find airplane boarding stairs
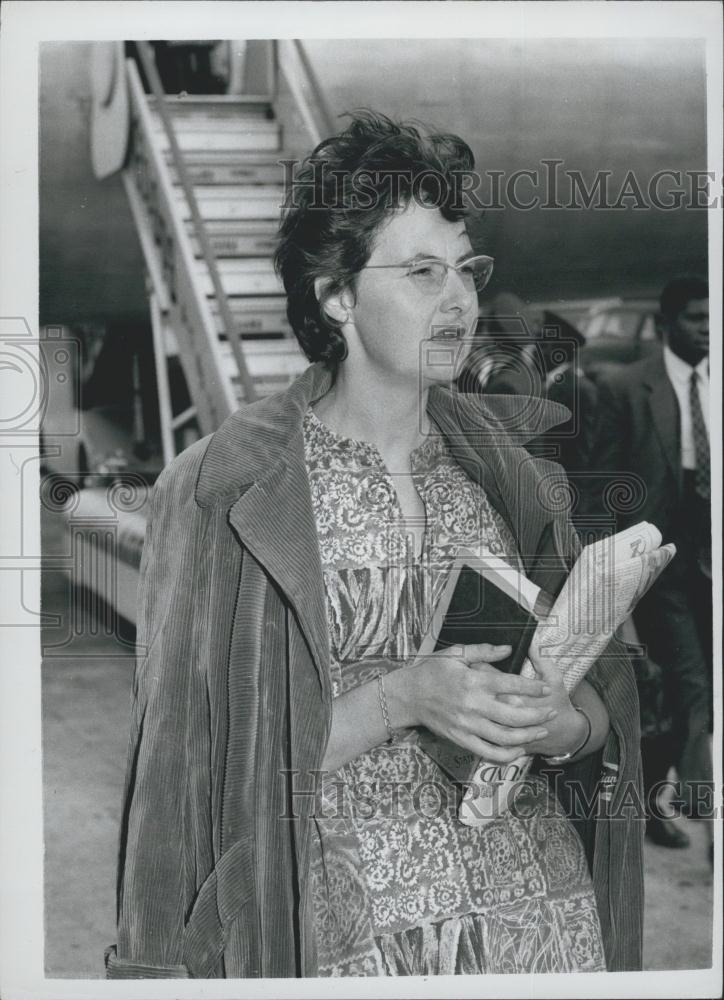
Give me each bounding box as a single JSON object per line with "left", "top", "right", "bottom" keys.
{"left": 64, "top": 48, "right": 311, "bottom": 629}
{"left": 123, "top": 55, "right": 307, "bottom": 460}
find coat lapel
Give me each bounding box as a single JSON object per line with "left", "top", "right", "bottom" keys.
{"left": 642, "top": 355, "right": 681, "bottom": 487}
{"left": 227, "top": 439, "right": 332, "bottom": 703}
{"left": 196, "top": 364, "right": 335, "bottom": 701}
{"left": 429, "top": 387, "right": 572, "bottom": 571}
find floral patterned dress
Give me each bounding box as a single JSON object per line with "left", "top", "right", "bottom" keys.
{"left": 303, "top": 406, "right": 606, "bottom": 977}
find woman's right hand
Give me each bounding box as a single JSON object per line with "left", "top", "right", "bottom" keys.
{"left": 386, "top": 643, "right": 558, "bottom": 762}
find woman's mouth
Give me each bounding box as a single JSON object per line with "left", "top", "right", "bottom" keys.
{"left": 430, "top": 324, "right": 468, "bottom": 341}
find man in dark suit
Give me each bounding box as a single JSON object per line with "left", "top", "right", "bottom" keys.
{"left": 586, "top": 276, "right": 711, "bottom": 849}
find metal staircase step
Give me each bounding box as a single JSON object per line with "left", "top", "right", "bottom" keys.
{"left": 149, "top": 108, "right": 278, "bottom": 130}
{"left": 148, "top": 94, "right": 273, "bottom": 117}
{"left": 221, "top": 340, "right": 308, "bottom": 397}
{"left": 222, "top": 337, "right": 306, "bottom": 369}
{"left": 174, "top": 185, "right": 283, "bottom": 220}
{"left": 153, "top": 337, "right": 305, "bottom": 400}
{"left": 211, "top": 296, "right": 290, "bottom": 336}
{"left": 197, "top": 258, "right": 283, "bottom": 296}
{"left": 154, "top": 124, "right": 281, "bottom": 152}
{"left": 187, "top": 220, "right": 280, "bottom": 258}
{"left": 169, "top": 152, "right": 289, "bottom": 186}
{"left": 162, "top": 323, "right": 297, "bottom": 358}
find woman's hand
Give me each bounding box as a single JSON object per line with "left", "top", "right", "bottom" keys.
{"left": 322, "top": 646, "right": 609, "bottom": 773}
{"left": 386, "top": 643, "right": 558, "bottom": 763}
{"left": 497, "top": 653, "right": 610, "bottom": 761}
{"left": 497, "top": 651, "right": 586, "bottom": 758}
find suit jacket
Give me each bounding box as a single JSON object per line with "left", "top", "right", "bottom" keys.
{"left": 105, "top": 363, "right": 644, "bottom": 979}
{"left": 584, "top": 347, "right": 710, "bottom": 721}
{"left": 585, "top": 349, "right": 684, "bottom": 544}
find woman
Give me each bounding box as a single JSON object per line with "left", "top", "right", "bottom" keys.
{"left": 107, "top": 112, "right": 644, "bottom": 979}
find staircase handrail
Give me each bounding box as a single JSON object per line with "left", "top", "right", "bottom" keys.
{"left": 292, "top": 40, "right": 335, "bottom": 139}
{"left": 134, "top": 41, "right": 258, "bottom": 404}
{"left": 124, "top": 58, "right": 238, "bottom": 433}
{"left": 276, "top": 39, "right": 335, "bottom": 147}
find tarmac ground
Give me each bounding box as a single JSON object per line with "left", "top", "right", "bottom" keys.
{"left": 40, "top": 519, "right": 715, "bottom": 978}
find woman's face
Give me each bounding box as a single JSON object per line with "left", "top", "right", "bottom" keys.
{"left": 340, "top": 200, "right": 479, "bottom": 386}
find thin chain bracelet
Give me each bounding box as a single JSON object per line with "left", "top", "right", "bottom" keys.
{"left": 375, "top": 670, "right": 396, "bottom": 743}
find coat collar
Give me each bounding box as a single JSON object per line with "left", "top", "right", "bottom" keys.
{"left": 195, "top": 363, "right": 572, "bottom": 690}
{"left": 195, "top": 362, "right": 571, "bottom": 503}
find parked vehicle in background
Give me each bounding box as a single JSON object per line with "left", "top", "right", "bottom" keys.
{"left": 521, "top": 295, "right": 660, "bottom": 389}
{"left": 579, "top": 298, "right": 660, "bottom": 370}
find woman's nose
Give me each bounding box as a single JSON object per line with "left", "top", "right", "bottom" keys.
{"left": 441, "top": 267, "right": 477, "bottom": 312}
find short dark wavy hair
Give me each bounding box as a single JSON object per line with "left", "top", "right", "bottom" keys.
{"left": 274, "top": 111, "right": 476, "bottom": 367}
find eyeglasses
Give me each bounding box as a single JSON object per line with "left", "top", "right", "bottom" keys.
{"left": 362, "top": 254, "right": 494, "bottom": 295}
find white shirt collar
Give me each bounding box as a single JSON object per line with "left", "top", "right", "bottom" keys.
{"left": 662, "top": 342, "right": 709, "bottom": 385}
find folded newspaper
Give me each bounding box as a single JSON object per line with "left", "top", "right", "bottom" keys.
{"left": 417, "top": 522, "right": 676, "bottom": 826}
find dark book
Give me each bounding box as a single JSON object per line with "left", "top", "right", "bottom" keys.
{"left": 416, "top": 529, "right": 564, "bottom": 783}
{"left": 433, "top": 564, "right": 540, "bottom": 670}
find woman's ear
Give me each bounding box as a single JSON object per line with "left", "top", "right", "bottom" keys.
{"left": 314, "top": 277, "right": 352, "bottom": 326}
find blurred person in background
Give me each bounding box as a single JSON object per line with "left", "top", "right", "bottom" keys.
{"left": 148, "top": 40, "right": 228, "bottom": 94}
{"left": 460, "top": 293, "right": 598, "bottom": 478}
{"left": 585, "top": 275, "right": 711, "bottom": 851}
{"left": 459, "top": 292, "right": 545, "bottom": 396}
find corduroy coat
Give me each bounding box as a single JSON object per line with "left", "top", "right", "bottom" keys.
{"left": 106, "top": 363, "right": 644, "bottom": 979}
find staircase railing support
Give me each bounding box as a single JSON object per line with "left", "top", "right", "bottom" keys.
{"left": 134, "top": 40, "right": 258, "bottom": 404}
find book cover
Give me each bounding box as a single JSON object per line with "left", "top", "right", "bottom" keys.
{"left": 416, "top": 524, "right": 564, "bottom": 784}
{"left": 416, "top": 556, "right": 541, "bottom": 784}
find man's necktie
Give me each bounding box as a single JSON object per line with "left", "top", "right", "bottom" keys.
{"left": 690, "top": 369, "right": 710, "bottom": 500}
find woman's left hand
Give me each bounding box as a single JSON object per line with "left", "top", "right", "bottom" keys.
{"left": 487, "top": 651, "right": 587, "bottom": 758}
